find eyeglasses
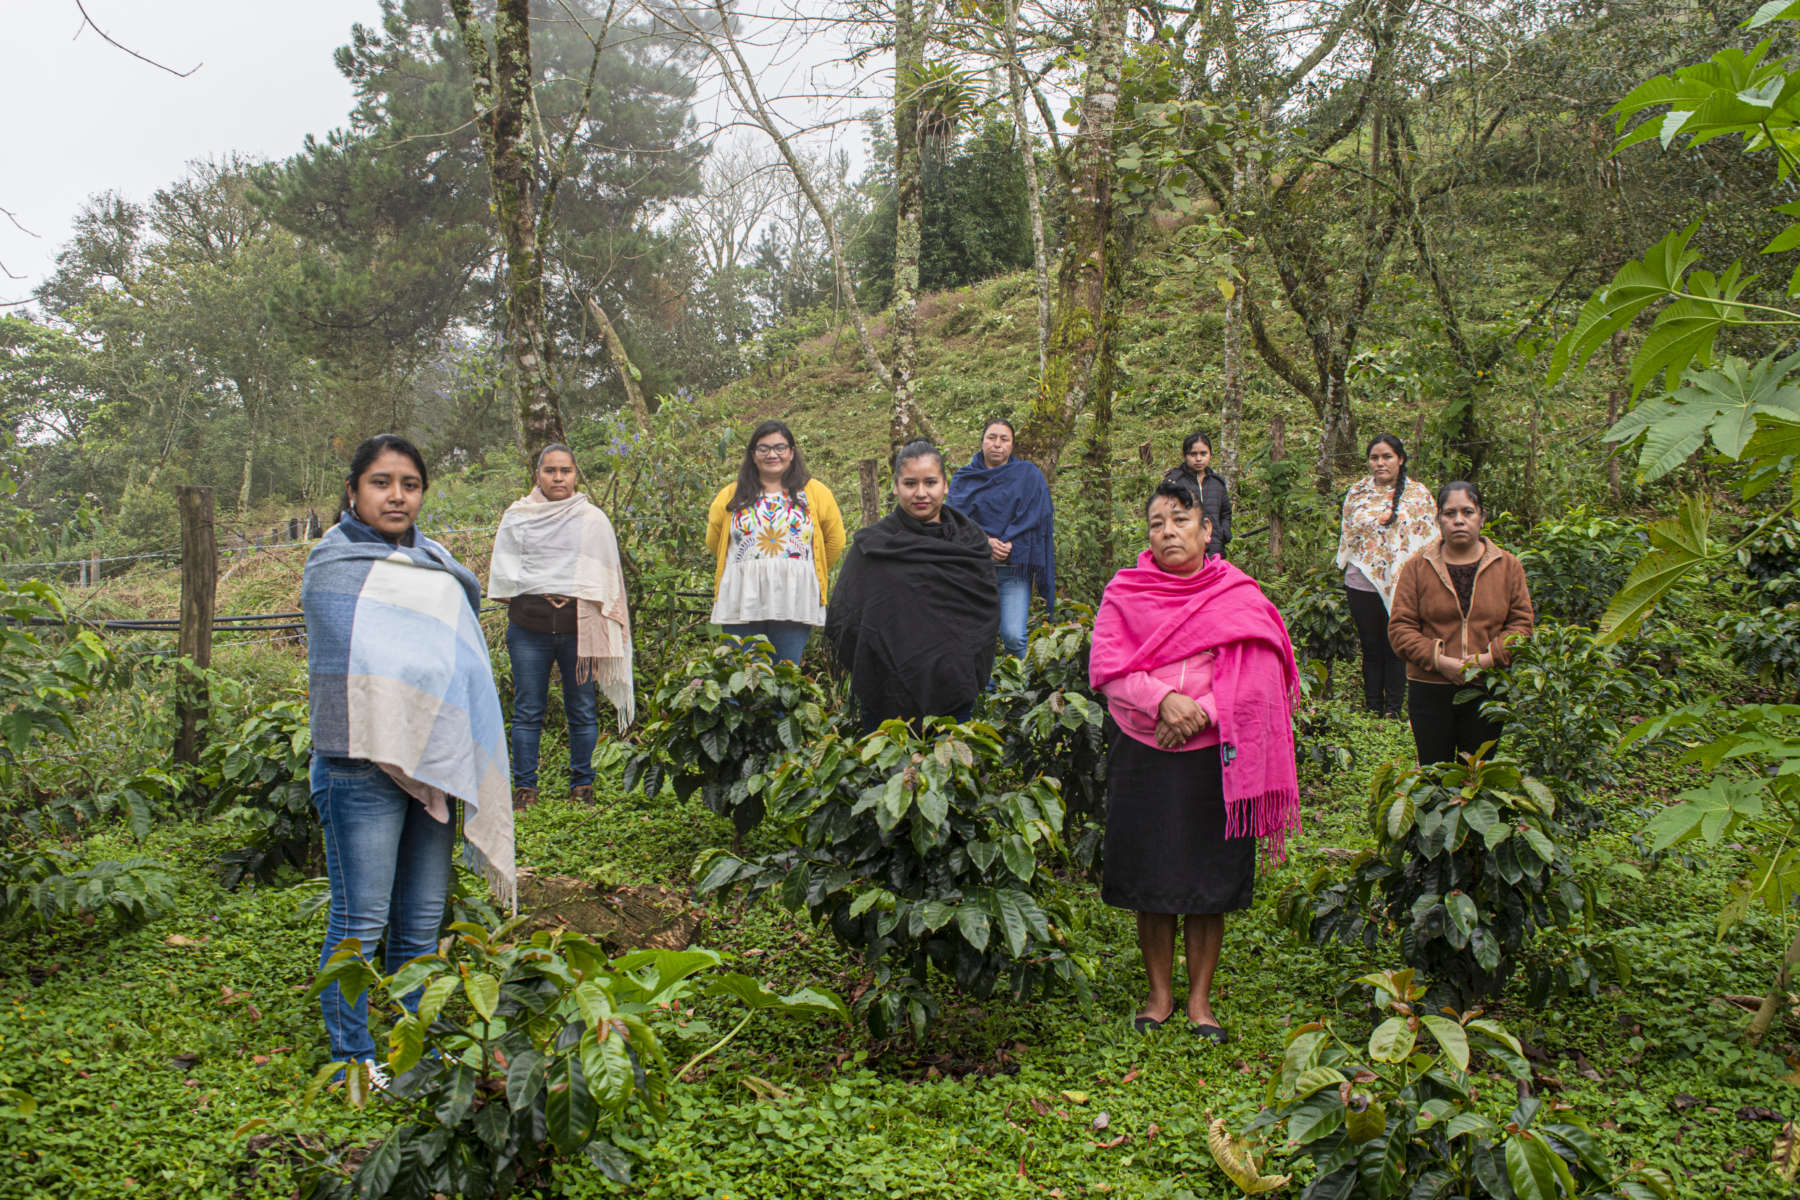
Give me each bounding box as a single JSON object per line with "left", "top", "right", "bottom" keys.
{"left": 754, "top": 443, "right": 792, "bottom": 457}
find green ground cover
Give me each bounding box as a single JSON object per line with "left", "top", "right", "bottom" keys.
{"left": 3, "top": 661, "right": 1795, "bottom": 1199}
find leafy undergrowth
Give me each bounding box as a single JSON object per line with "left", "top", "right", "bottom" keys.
{"left": 2, "top": 685, "right": 1797, "bottom": 1199}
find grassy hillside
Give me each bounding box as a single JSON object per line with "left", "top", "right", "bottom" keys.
{"left": 709, "top": 195, "right": 1623, "bottom": 589}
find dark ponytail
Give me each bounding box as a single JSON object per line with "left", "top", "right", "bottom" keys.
{"left": 1366, "top": 434, "right": 1408, "bottom": 526}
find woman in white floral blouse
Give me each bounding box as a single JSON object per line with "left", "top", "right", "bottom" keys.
{"left": 1334, "top": 434, "right": 1437, "bottom": 717}
{"left": 705, "top": 421, "right": 846, "bottom": 665}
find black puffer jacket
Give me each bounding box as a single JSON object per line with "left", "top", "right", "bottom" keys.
{"left": 1162, "top": 465, "right": 1233, "bottom": 557}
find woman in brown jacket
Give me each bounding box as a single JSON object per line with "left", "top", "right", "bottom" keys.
{"left": 1387, "top": 481, "right": 1534, "bottom": 764}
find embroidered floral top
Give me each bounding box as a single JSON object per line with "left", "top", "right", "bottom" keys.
{"left": 728, "top": 491, "right": 815, "bottom": 562}
{"left": 710, "top": 490, "right": 825, "bottom": 626}
{"left": 1334, "top": 476, "right": 1437, "bottom": 610}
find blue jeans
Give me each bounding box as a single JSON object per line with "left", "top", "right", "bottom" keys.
{"left": 995, "top": 564, "right": 1032, "bottom": 658}
{"left": 721, "top": 620, "right": 813, "bottom": 666}
{"left": 310, "top": 755, "right": 455, "bottom": 1063}
{"left": 505, "top": 623, "right": 599, "bottom": 789}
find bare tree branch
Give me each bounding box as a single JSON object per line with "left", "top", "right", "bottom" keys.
{"left": 679, "top": 0, "right": 900, "bottom": 395}
{"left": 0, "top": 205, "right": 40, "bottom": 240}
{"left": 72, "top": 0, "right": 202, "bottom": 77}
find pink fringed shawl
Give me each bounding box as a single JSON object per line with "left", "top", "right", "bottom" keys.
{"left": 1090, "top": 552, "right": 1303, "bottom": 859}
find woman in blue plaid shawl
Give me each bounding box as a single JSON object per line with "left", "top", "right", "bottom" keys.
{"left": 301, "top": 434, "right": 512, "bottom": 1086}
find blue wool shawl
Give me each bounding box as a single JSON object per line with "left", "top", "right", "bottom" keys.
{"left": 945, "top": 452, "right": 1056, "bottom": 612}
{"left": 302, "top": 513, "right": 513, "bottom": 905}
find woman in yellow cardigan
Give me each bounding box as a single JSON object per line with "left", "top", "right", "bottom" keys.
{"left": 705, "top": 420, "right": 846, "bottom": 665}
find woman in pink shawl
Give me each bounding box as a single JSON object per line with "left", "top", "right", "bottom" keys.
{"left": 1090, "top": 479, "right": 1300, "bottom": 1040}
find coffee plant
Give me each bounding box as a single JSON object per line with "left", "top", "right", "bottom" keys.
{"left": 1478, "top": 621, "right": 1678, "bottom": 829}
{"left": 0, "top": 579, "right": 178, "bottom": 928}
{"left": 1626, "top": 700, "right": 1800, "bottom": 1044}
{"left": 1735, "top": 515, "right": 1800, "bottom": 593}
{"left": 623, "top": 637, "right": 832, "bottom": 836}
{"left": 1495, "top": 508, "right": 1644, "bottom": 628}
{"left": 286, "top": 916, "right": 844, "bottom": 1197}
{"left": 1719, "top": 602, "right": 1800, "bottom": 699}
{"left": 696, "top": 718, "right": 1089, "bottom": 1039}
{"left": 196, "top": 683, "right": 318, "bottom": 887}
{"left": 1218, "top": 967, "right": 1673, "bottom": 1200}
{"left": 1283, "top": 753, "right": 1609, "bottom": 1010}
{"left": 986, "top": 609, "right": 1107, "bottom": 870}
{"left": 1271, "top": 564, "right": 1358, "bottom": 683}
{"left": 1294, "top": 662, "right": 1357, "bottom": 776}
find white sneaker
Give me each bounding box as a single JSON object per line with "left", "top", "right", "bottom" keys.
{"left": 359, "top": 1059, "right": 392, "bottom": 1093}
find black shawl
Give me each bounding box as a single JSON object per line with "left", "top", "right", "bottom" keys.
{"left": 825, "top": 506, "right": 999, "bottom": 725}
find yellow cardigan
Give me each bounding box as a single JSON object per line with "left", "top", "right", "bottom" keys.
{"left": 706, "top": 478, "right": 847, "bottom": 605}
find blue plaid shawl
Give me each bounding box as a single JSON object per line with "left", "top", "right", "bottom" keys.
{"left": 303, "top": 513, "right": 513, "bottom": 906}
{"left": 946, "top": 452, "right": 1056, "bottom": 613}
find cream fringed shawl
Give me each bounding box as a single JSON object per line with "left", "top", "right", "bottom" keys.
{"left": 1334, "top": 476, "right": 1438, "bottom": 610}
{"left": 488, "top": 490, "right": 636, "bottom": 730}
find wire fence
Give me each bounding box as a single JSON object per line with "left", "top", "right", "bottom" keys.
{"left": 7, "top": 588, "right": 719, "bottom": 658}
{"left": 0, "top": 510, "right": 699, "bottom": 581}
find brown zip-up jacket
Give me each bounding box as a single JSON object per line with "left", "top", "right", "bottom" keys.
{"left": 1387, "top": 537, "right": 1534, "bottom": 685}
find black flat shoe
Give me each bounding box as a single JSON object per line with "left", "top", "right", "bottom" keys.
{"left": 1132, "top": 1012, "right": 1173, "bottom": 1033}
{"left": 1189, "top": 1022, "right": 1228, "bottom": 1043}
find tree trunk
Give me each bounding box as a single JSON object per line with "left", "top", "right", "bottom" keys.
{"left": 585, "top": 294, "right": 651, "bottom": 422}
{"left": 175, "top": 486, "right": 216, "bottom": 771}
{"left": 239, "top": 428, "right": 255, "bottom": 519}
{"left": 1269, "top": 415, "right": 1286, "bottom": 576}
{"left": 1524, "top": 396, "right": 1541, "bottom": 524}
{"left": 859, "top": 458, "right": 881, "bottom": 529}
{"left": 1219, "top": 155, "right": 1247, "bottom": 482}
{"left": 1015, "top": 0, "right": 1124, "bottom": 481}
{"left": 1315, "top": 369, "right": 1359, "bottom": 496}
{"left": 1747, "top": 924, "right": 1800, "bottom": 1046}
{"left": 889, "top": 0, "right": 941, "bottom": 449}
{"left": 235, "top": 376, "right": 258, "bottom": 518}
{"left": 451, "top": 0, "right": 566, "bottom": 454}
{"left": 688, "top": 0, "right": 933, "bottom": 448}
{"left": 1002, "top": 0, "right": 1050, "bottom": 379}
{"left": 1606, "top": 329, "right": 1627, "bottom": 501}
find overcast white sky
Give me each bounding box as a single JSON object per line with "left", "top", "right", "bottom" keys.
{"left": 2, "top": 0, "right": 386, "bottom": 304}
{"left": 0, "top": 0, "right": 896, "bottom": 308}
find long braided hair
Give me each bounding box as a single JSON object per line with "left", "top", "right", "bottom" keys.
{"left": 1365, "top": 434, "right": 1408, "bottom": 526}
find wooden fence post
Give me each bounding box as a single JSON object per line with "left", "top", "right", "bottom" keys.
{"left": 1269, "top": 416, "right": 1285, "bottom": 576}
{"left": 858, "top": 458, "right": 880, "bottom": 528}
{"left": 175, "top": 486, "right": 217, "bottom": 766}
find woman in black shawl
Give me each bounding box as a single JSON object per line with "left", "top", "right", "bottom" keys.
{"left": 826, "top": 441, "right": 999, "bottom": 732}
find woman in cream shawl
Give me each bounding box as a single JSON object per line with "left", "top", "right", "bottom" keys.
{"left": 488, "top": 445, "right": 634, "bottom": 809}
{"left": 1334, "top": 434, "right": 1436, "bottom": 718}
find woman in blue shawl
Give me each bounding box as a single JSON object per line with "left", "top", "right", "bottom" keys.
{"left": 301, "top": 433, "right": 512, "bottom": 1090}
{"left": 945, "top": 419, "right": 1055, "bottom": 658}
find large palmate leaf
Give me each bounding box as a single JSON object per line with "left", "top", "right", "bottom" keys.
{"left": 1612, "top": 40, "right": 1800, "bottom": 167}
{"left": 1741, "top": 415, "right": 1800, "bottom": 498}
{"left": 1549, "top": 224, "right": 1702, "bottom": 386}
{"left": 1597, "top": 494, "right": 1712, "bottom": 641}
{"left": 1607, "top": 348, "right": 1800, "bottom": 480}
{"left": 1750, "top": 0, "right": 1800, "bottom": 30}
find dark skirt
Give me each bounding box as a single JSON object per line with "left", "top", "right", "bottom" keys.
{"left": 1101, "top": 731, "right": 1255, "bottom": 914}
